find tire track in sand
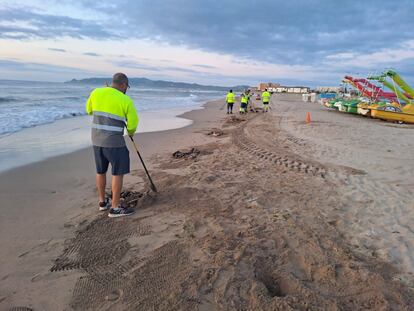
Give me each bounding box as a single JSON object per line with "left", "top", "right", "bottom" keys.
{"left": 235, "top": 105, "right": 414, "bottom": 276}
{"left": 232, "top": 114, "right": 328, "bottom": 179}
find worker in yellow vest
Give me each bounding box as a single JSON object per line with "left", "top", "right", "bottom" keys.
{"left": 262, "top": 89, "right": 271, "bottom": 113}
{"left": 240, "top": 92, "right": 248, "bottom": 114}
{"left": 86, "top": 73, "right": 139, "bottom": 218}
{"left": 225, "top": 89, "right": 235, "bottom": 114}
{"left": 246, "top": 90, "right": 252, "bottom": 113}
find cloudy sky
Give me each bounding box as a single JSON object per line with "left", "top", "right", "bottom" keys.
{"left": 1, "top": 0, "right": 413, "bottom": 86}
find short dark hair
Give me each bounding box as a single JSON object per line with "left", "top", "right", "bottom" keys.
{"left": 229, "top": 89, "right": 233, "bottom": 92}
{"left": 112, "top": 72, "right": 129, "bottom": 86}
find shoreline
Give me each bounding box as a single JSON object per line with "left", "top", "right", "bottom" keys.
{"left": 0, "top": 101, "right": 213, "bottom": 174}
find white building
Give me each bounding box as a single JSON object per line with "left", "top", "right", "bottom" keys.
{"left": 316, "top": 86, "right": 341, "bottom": 93}
{"left": 273, "top": 86, "right": 310, "bottom": 94}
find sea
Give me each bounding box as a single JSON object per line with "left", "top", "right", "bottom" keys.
{"left": 0, "top": 80, "right": 225, "bottom": 172}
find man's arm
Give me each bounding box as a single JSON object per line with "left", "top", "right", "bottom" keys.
{"left": 125, "top": 99, "right": 139, "bottom": 136}
{"left": 86, "top": 91, "right": 94, "bottom": 115}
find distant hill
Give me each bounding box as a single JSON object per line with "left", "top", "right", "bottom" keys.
{"left": 66, "top": 77, "right": 248, "bottom": 91}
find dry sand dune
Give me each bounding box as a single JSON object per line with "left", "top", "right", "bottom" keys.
{"left": 2, "top": 95, "right": 414, "bottom": 310}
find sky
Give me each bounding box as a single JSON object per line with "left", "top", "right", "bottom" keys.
{"left": 1, "top": 0, "right": 414, "bottom": 87}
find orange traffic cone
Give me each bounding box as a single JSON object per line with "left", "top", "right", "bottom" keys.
{"left": 306, "top": 112, "right": 311, "bottom": 123}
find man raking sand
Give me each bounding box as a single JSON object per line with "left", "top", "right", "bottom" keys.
{"left": 86, "top": 73, "right": 139, "bottom": 217}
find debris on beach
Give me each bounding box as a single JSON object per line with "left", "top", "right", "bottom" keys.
{"left": 225, "top": 115, "right": 246, "bottom": 124}
{"left": 250, "top": 107, "right": 263, "bottom": 113}
{"left": 172, "top": 148, "right": 200, "bottom": 159}
{"left": 120, "top": 190, "right": 144, "bottom": 207}
{"left": 207, "top": 128, "right": 224, "bottom": 137}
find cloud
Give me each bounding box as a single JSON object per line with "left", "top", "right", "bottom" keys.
{"left": 0, "top": 7, "right": 117, "bottom": 40}
{"left": 113, "top": 60, "right": 210, "bottom": 75}
{"left": 324, "top": 41, "right": 414, "bottom": 70}
{"left": 83, "top": 52, "right": 101, "bottom": 57}
{"left": 0, "top": 59, "right": 91, "bottom": 74}
{"left": 48, "top": 48, "right": 66, "bottom": 52}
{"left": 326, "top": 53, "right": 355, "bottom": 60}
{"left": 193, "top": 64, "right": 217, "bottom": 69}
{"left": 113, "top": 60, "right": 161, "bottom": 72}
{"left": 2, "top": 1, "right": 414, "bottom": 85}
{"left": 164, "top": 66, "right": 201, "bottom": 74}
{"left": 5, "top": 1, "right": 412, "bottom": 67}
{"left": 0, "top": 59, "right": 98, "bottom": 84}
{"left": 75, "top": 0, "right": 414, "bottom": 66}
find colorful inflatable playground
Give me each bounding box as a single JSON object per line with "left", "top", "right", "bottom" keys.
{"left": 320, "top": 70, "right": 414, "bottom": 124}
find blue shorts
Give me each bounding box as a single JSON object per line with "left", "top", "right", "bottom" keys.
{"left": 93, "top": 146, "right": 130, "bottom": 175}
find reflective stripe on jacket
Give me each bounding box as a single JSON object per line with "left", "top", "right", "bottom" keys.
{"left": 241, "top": 94, "right": 248, "bottom": 104}
{"left": 86, "top": 87, "right": 139, "bottom": 147}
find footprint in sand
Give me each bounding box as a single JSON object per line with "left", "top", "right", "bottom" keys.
{"left": 105, "top": 289, "right": 123, "bottom": 302}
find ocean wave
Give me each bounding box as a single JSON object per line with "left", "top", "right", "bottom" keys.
{"left": 0, "top": 96, "right": 20, "bottom": 103}
{"left": 0, "top": 111, "right": 87, "bottom": 135}
{"left": 0, "top": 82, "right": 224, "bottom": 136}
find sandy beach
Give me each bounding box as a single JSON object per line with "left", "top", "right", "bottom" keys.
{"left": 1, "top": 94, "right": 414, "bottom": 310}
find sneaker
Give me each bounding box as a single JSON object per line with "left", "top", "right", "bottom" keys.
{"left": 108, "top": 206, "right": 135, "bottom": 218}
{"left": 99, "top": 198, "right": 111, "bottom": 211}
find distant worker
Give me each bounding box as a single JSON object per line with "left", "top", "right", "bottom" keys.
{"left": 243, "top": 89, "right": 250, "bottom": 113}
{"left": 248, "top": 90, "right": 257, "bottom": 112}
{"left": 240, "top": 92, "right": 248, "bottom": 114}
{"left": 262, "top": 88, "right": 271, "bottom": 113}
{"left": 246, "top": 90, "right": 252, "bottom": 113}
{"left": 225, "top": 89, "right": 235, "bottom": 114}
{"left": 86, "top": 73, "right": 139, "bottom": 218}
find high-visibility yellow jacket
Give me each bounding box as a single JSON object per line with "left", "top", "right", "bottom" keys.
{"left": 262, "top": 91, "right": 271, "bottom": 103}
{"left": 86, "top": 87, "right": 139, "bottom": 147}
{"left": 226, "top": 92, "right": 235, "bottom": 103}
{"left": 241, "top": 94, "right": 248, "bottom": 104}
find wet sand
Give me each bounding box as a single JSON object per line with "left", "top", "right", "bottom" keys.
{"left": 1, "top": 95, "right": 414, "bottom": 310}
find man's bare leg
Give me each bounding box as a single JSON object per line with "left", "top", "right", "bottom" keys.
{"left": 96, "top": 173, "right": 106, "bottom": 202}
{"left": 111, "top": 175, "right": 124, "bottom": 208}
